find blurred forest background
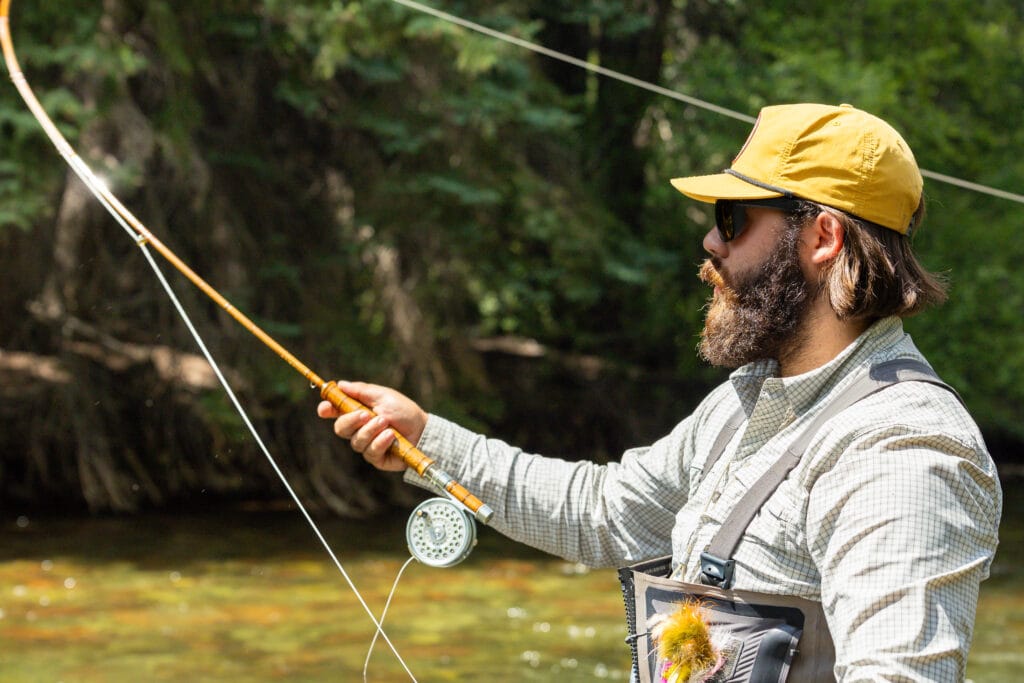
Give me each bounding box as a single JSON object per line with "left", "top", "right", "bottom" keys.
{"left": 1, "top": 0, "right": 1022, "bottom": 515}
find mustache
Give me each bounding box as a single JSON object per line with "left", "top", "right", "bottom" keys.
{"left": 698, "top": 258, "right": 726, "bottom": 289}
{"left": 699, "top": 258, "right": 745, "bottom": 309}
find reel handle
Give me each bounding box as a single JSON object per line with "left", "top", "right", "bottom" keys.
{"left": 321, "top": 381, "right": 494, "bottom": 524}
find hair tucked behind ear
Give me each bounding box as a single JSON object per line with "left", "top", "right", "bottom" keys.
{"left": 788, "top": 200, "right": 948, "bottom": 321}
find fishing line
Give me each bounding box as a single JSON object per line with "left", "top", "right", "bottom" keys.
{"left": 141, "top": 257, "right": 420, "bottom": 683}
{"left": 390, "top": 0, "right": 755, "bottom": 125}
{"left": 13, "top": 75, "right": 423, "bottom": 683}
{"left": 388, "top": 0, "right": 1024, "bottom": 206}
{"left": 364, "top": 555, "right": 418, "bottom": 682}
{"left": 0, "top": 2, "right": 480, "bottom": 679}
{"left": 363, "top": 493, "right": 479, "bottom": 679}
{"left": 7, "top": 0, "right": 1016, "bottom": 677}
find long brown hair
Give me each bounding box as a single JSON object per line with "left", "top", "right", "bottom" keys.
{"left": 788, "top": 200, "right": 948, "bottom": 321}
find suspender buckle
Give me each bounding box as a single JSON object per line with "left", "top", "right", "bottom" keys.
{"left": 699, "top": 551, "right": 735, "bottom": 589}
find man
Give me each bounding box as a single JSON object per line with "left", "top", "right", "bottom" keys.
{"left": 319, "top": 103, "right": 1001, "bottom": 680}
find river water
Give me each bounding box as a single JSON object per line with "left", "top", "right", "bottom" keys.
{"left": 1, "top": 477, "right": 1020, "bottom": 682}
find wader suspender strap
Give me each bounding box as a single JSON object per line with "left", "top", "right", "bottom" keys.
{"left": 702, "top": 408, "right": 747, "bottom": 479}
{"left": 698, "top": 358, "right": 960, "bottom": 588}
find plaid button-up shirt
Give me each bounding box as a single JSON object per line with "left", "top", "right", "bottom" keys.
{"left": 408, "top": 316, "right": 1001, "bottom": 681}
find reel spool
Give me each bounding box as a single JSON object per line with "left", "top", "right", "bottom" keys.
{"left": 406, "top": 497, "right": 477, "bottom": 567}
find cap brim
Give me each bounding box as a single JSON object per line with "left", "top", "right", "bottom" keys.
{"left": 670, "top": 173, "right": 784, "bottom": 204}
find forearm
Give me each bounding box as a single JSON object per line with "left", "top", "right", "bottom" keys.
{"left": 405, "top": 414, "right": 686, "bottom": 566}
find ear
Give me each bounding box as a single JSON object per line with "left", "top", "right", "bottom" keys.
{"left": 805, "top": 210, "right": 844, "bottom": 266}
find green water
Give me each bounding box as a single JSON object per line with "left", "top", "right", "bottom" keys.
{"left": 1, "top": 480, "right": 1021, "bottom": 682}
{"left": 0, "top": 506, "right": 632, "bottom": 681}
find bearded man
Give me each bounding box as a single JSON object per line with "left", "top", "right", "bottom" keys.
{"left": 319, "top": 104, "right": 1001, "bottom": 681}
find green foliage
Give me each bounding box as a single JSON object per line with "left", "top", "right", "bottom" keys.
{"left": 2, "top": 0, "right": 1022, "bottom": 489}
{"left": 0, "top": 3, "right": 101, "bottom": 232}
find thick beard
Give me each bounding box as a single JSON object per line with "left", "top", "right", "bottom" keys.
{"left": 698, "top": 227, "right": 814, "bottom": 369}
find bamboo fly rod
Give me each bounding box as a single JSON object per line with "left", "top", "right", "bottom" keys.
{"left": 0, "top": 0, "right": 493, "bottom": 524}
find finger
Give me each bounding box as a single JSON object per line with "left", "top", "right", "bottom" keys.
{"left": 335, "top": 380, "right": 378, "bottom": 403}
{"left": 317, "top": 400, "right": 341, "bottom": 419}
{"left": 363, "top": 426, "right": 399, "bottom": 469}
{"left": 333, "top": 410, "right": 373, "bottom": 441}
{"left": 349, "top": 414, "right": 392, "bottom": 453}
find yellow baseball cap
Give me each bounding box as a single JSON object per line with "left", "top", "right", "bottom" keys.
{"left": 671, "top": 103, "right": 922, "bottom": 234}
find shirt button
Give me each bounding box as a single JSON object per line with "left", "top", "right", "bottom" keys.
{"left": 710, "top": 490, "right": 721, "bottom": 503}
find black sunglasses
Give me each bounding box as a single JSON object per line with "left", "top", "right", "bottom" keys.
{"left": 713, "top": 197, "right": 805, "bottom": 242}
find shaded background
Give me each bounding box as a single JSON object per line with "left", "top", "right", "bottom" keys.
{"left": 1, "top": 0, "right": 1021, "bottom": 513}
{"left": 0, "top": 0, "right": 1022, "bottom": 679}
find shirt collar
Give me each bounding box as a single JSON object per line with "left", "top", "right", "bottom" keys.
{"left": 728, "top": 316, "right": 907, "bottom": 416}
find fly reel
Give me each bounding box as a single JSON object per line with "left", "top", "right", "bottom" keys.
{"left": 406, "top": 497, "right": 477, "bottom": 567}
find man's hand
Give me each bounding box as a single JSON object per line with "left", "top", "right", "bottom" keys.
{"left": 316, "top": 381, "right": 428, "bottom": 472}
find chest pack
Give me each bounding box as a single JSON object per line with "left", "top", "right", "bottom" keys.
{"left": 618, "top": 358, "right": 958, "bottom": 683}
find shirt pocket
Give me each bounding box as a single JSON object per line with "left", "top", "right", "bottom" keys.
{"left": 748, "top": 479, "right": 806, "bottom": 556}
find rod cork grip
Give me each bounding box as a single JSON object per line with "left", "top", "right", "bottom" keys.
{"left": 389, "top": 431, "right": 434, "bottom": 475}
{"left": 444, "top": 481, "right": 494, "bottom": 523}
{"left": 319, "top": 381, "right": 493, "bottom": 523}
{"left": 321, "top": 380, "right": 433, "bottom": 474}
{"left": 320, "top": 381, "right": 370, "bottom": 415}
{"left": 321, "top": 382, "right": 430, "bottom": 473}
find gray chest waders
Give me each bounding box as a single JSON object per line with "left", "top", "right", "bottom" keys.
{"left": 618, "top": 359, "right": 959, "bottom": 683}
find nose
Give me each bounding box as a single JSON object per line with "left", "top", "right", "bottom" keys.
{"left": 703, "top": 226, "right": 727, "bottom": 258}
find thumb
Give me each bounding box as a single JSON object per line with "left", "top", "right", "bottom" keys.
{"left": 335, "top": 380, "right": 386, "bottom": 410}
